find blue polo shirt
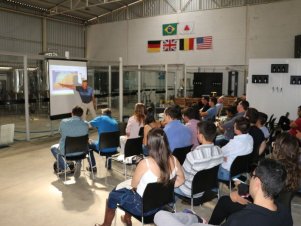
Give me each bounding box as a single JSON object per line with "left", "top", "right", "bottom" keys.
{"left": 76, "top": 86, "right": 93, "bottom": 103}
{"left": 203, "top": 106, "right": 217, "bottom": 121}
{"left": 164, "top": 120, "right": 192, "bottom": 152}
{"left": 89, "top": 115, "right": 119, "bottom": 152}
{"left": 59, "top": 116, "right": 89, "bottom": 155}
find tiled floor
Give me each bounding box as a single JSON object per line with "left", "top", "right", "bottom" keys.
{"left": 0, "top": 131, "right": 300, "bottom": 226}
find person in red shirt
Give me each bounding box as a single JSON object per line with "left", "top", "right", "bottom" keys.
{"left": 289, "top": 105, "right": 301, "bottom": 137}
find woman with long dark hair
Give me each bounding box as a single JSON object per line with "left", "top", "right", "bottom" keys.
{"left": 95, "top": 128, "right": 184, "bottom": 226}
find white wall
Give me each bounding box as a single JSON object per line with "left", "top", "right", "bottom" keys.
{"left": 86, "top": 0, "right": 301, "bottom": 97}
{"left": 87, "top": 7, "right": 247, "bottom": 66}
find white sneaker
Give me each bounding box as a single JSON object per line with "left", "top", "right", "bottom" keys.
{"left": 74, "top": 162, "right": 81, "bottom": 179}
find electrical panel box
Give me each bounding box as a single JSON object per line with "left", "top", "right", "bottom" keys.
{"left": 290, "top": 76, "right": 301, "bottom": 85}
{"left": 271, "top": 64, "right": 289, "bottom": 73}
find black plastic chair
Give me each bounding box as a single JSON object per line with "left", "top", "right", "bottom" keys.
{"left": 172, "top": 145, "right": 193, "bottom": 165}
{"left": 123, "top": 136, "right": 143, "bottom": 179}
{"left": 97, "top": 131, "right": 120, "bottom": 170}
{"left": 277, "top": 191, "right": 295, "bottom": 213}
{"left": 190, "top": 165, "right": 220, "bottom": 210}
{"left": 117, "top": 179, "right": 176, "bottom": 225}
{"left": 57, "top": 134, "right": 90, "bottom": 182}
{"left": 218, "top": 153, "right": 252, "bottom": 192}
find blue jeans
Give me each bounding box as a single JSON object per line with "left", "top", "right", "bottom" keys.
{"left": 51, "top": 144, "right": 68, "bottom": 170}
{"left": 108, "top": 188, "right": 158, "bottom": 216}
{"left": 142, "top": 144, "right": 149, "bottom": 156}
{"left": 218, "top": 165, "right": 230, "bottom": 181}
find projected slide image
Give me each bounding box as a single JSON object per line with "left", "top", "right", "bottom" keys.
{"left": 52, "top": 71, "right": 79, "bottom": 90}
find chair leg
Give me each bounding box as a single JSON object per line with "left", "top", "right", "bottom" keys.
{"left": 87, "top": 153, "right": 95, "bottom": 180}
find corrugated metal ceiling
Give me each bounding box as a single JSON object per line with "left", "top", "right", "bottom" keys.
{"left": 0, "top": 0, "right": 291, "bottom": 25}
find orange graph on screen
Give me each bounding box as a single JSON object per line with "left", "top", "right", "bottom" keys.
{"left": 52, "top": 71, "right": 78, "bottom": 90}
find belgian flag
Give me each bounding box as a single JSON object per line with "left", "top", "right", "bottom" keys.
{"left": 179, "top": 38, "right": 194, "bottom": 51}
{"left": 148, "top": 40, "right": 161, "bottom": 53}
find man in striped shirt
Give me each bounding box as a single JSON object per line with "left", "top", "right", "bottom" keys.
{"left": 175, "top": 121, "right": 223, "bottom": 198}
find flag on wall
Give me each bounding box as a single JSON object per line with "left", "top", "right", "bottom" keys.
{"left": 163, "top": 39, "right": 177, "bottom": 51}
{"left": 178, "top": 22, "right": 194, "bottom": 35}
{"left": 162, "top": 23, "right": 177, "bottom": 36}
{"left": 196, "top": 36, "right": 213, "bottom": 49}
{"left": 179, "top": 38, "right": 194, "bottom": 51}
{"left": 148, "top": 40, "right": 161, "bottom": 52}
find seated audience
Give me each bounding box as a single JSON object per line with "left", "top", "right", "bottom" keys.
{"left": 154, "top": 158, "right": 292, "bottom": 226}
{"left": 208, "top": 132, "right": 301, "bottom": 225}
{"left": 289, "top": 105, "right": 301, "bottom": 137}
{"left": 216, "top": 100, "right": 249, "bottom": 147}
{"left": 200, "top": 97, "right": 217, "bottom": 121}
{"left": 218, "top": 117, "right": 253, "bottom": 181}
{"left": 216, "top": 96, "right": 224, "bottom": 117}
{"left": 120, "top": 103, "right": 145, "bottom": 154}
{"left": 256, "top": 112, "right": 270, "bottom": 139}
{"left": 175, "top": 121, "right": 223, "bottom": 198}
{"left": 182, "top": 107, "right": 200, "bottom": 150}
{"left": 50, "top": 106, "right": 89, "bottom": 178}
{"left": 142, "top": 107, "right": 161, "bottom": 155}
{"left": 245, "top": 108, "right": 266, "bottom": 162}
{"left": 199, "top": 96, "right": 210, "bottom": 114}
{"left": 94, "top": 128, "right": 184, "bottom": 226}
{"left": 88, "top": 108, "right": 119, "bottom": 171}
{"left": 163, "top": 106, "right": 192, "bottom": 152}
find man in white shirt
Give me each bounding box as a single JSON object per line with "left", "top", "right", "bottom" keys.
{"left": 218, "top": 117, "right": 253, "bottom": 181}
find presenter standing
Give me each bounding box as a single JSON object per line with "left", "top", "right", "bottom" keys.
{"left": 60, "top": 80, "right": 97, "bottom": 120}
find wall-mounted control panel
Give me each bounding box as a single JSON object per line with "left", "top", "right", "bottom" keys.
{"left": 290, "top": 75, "right": 301, "bottom": 85}
{"left": 271, "top": 64, "right": 289, "bottom": 73}
{"left": 252, "top": 75, "right": 269, "bottom": 84}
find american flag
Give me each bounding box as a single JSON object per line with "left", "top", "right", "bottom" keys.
{"left": 163, "top": 39, "right": 177, "bottom": 51}
{"left": 196, "top": 36, "right": 212, "bottom": 49}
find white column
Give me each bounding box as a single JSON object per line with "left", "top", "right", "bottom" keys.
{"left": 119, "top": 57, "right": 123, "bottom": 122}
{"left": 138, "top": 65, "right": 141, "bottom": 103}
{"left": 23, "top": 55, "right": 30, "bottom": 141}
{"left": 165, "top": 64, "right": 168, "bottom": 102}
{"left": 184, "top": 64, "right": 187, "bottom": 97}
{"left": 108, "top": 65, "right": 112, "bottom": 108}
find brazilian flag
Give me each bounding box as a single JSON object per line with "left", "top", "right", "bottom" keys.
{"left": 162, "top": 23, "right": 177, "bottom": 36}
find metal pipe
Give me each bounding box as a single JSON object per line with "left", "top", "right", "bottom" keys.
{"left": 23, "top": 55, "right": 30, "bottom": 141}
{"left": 119, "top": 57, "right": 123, "bottom": 122}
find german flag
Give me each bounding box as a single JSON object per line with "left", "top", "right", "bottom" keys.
{"left": 148, "top": 40, "right": 161, "bottom": 53}
{"left": 179, "top": 38, "right": 194, "bottom": 51}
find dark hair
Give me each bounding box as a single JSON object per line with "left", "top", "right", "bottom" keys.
{"left": 254, "top": 158, "right": 287, "bottom": 199}
{"left": 182, "top": 107, "right": 196, "bottom": 120}
{"left": 102, "top": 108, "right": 112, "bottom": 116}
{"left": 147, "top": 128, "right": 172, "bottom": 185}
{"left": 210, "top": 97, "right": 217, "bottom": 105}
{"left": 234, "top": 117, "right": 250, "bottom": 134}
{"left": 245, "top": 107, "right": 259, "bottom": 124}
{"left": 272, "top": 133, "right": 301, "bottom": 191}
{"left": 164, "top": 106, "right": 181, "bottom": 120}
{"left": 145, "top": 107, "right": 156, "bottom": 125}
{"left": 238, "top": 100, "right": 249, "bottom": 111}
{"left": 197, "top": 121, "right": 217, "bottom": 142}
{"left": 257, "top": 112, "right": 268, "bottom": 125}
{"left": 72, "top": 106, "right": 83, "bottom": 117}
{"left": 202, "top": 96, "right": 209, "bottom": 102}
{"left": 225, "top": 106, "right": 237, "bottom": 116}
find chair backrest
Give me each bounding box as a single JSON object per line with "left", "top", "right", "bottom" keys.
{"left": 138, "top": 126, "right": 144, "bottom": 137}
{"left": 124, "top": 136, "right": 143, "bottom": 158}
{"left": 142, "top": 178, "right": 175, "bottom": 213}
{"left": 191, "top": 165, "right": 219, "bottom": 196}
{"left": 99, "top": 131, "right": 120, "bottom": 150}
{"left": 118, "top": 122, "right": 127, "bottom": 136}
{"left": 276, "top": 191, "right": 295, "bottom": 212}
{"left": 65, "top": 134, "right": 89, "bottom": 155}
{"left": 172, "top": 145, "right": 193, "bottom": 165}
{"left": 230, "top": 153, "right": 252, "bottom": 178}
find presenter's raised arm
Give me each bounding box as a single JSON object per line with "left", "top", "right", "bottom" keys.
{"left": 58, "top": 83, "right": 76, "bottom": 89}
